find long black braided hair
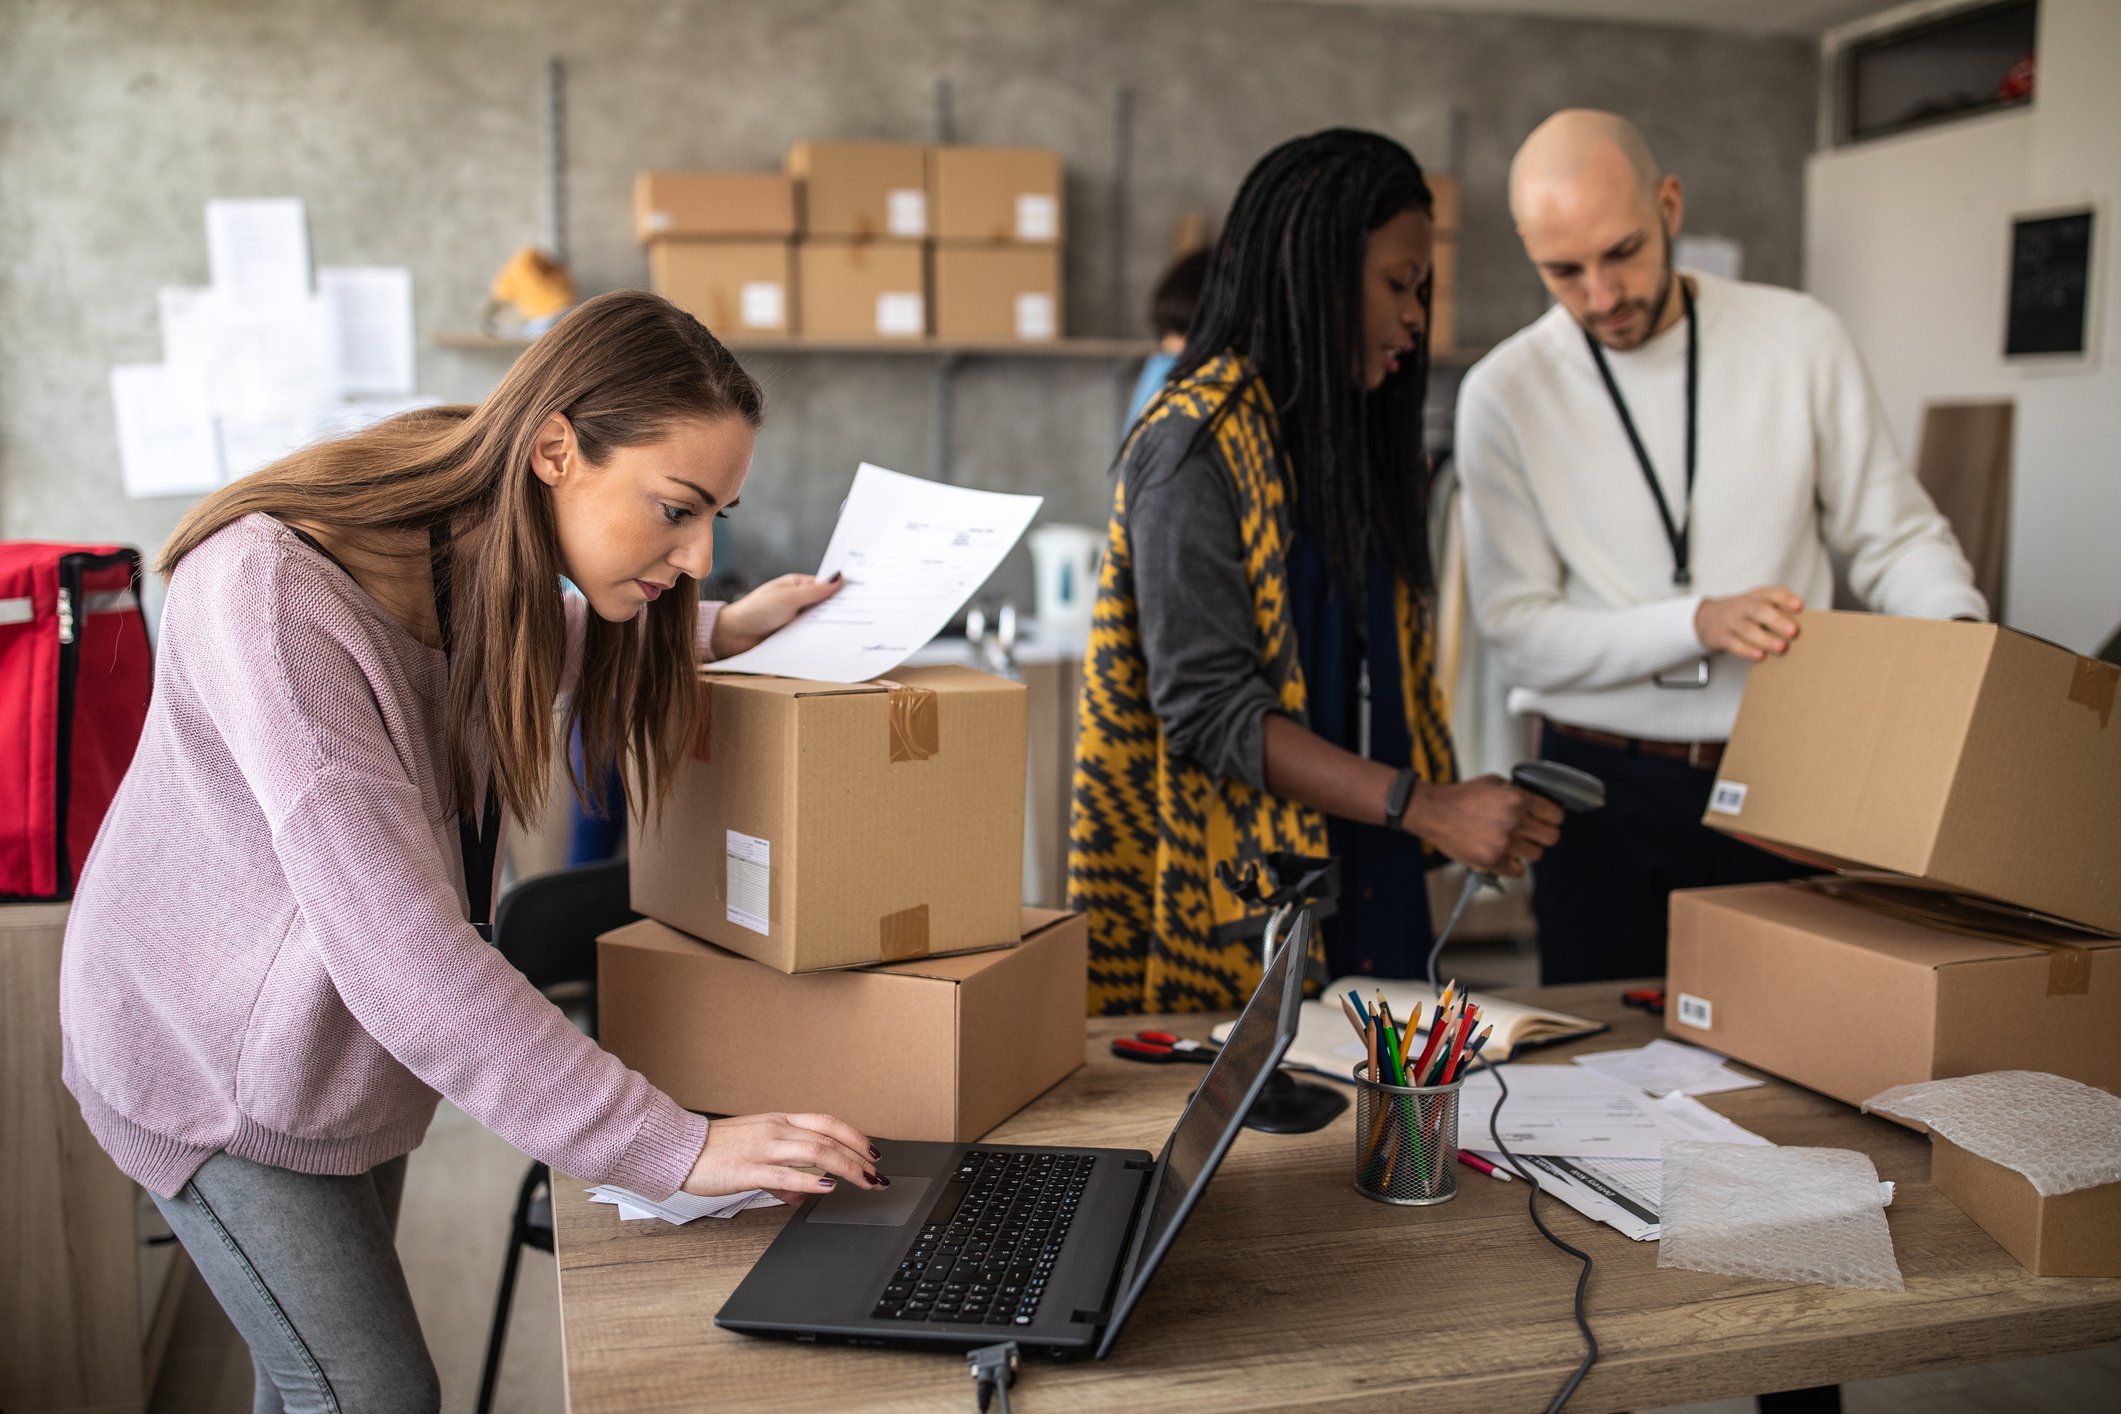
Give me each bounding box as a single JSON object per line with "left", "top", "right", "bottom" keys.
{"left": 1161, "top": 127, "right": 1437, "bottom": 597}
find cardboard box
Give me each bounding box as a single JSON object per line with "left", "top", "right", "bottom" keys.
{"left": 599, "top": 910, "right": 1088, "bottom": 1142}
{"left": 793, "top": 240, "right": 928, "bottom": 339}
{"left": 648, "top": 240, "right": 793, "bottom": 335}
{"left": 930, "top": 146, "right": 1064, "bottom": 244}
{"left": 1704, "top": 611, "right": 2121, "bottom": 934}
{"left": 933, "top": 245, "right": 1062, "bottom": 342}
{"left": 629, "top": 666, "right": 1026, "bottom": 970}
{"left": 1666, "top": 882, "right": 2121, "bottom": 1111}
{"left": 635, "top": 172, "right": 797, "bottom": 242}
{"left": 1929, "top": 1133, "right": 2121, "bottom": 1277}
{"left": 1427, "top": 173, "right": 1461, "bottom": 235}
{"left": 1430, "top": 237, "right": 1458, "bottom": 354}
{"left": 788, "top": 140, "right": 930, "bottom": 240}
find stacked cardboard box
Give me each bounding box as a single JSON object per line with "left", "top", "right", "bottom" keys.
{"left": 611, "top": 665, "right": 1086, "bottom": 1141}
{"left": 1667, "top": 611, "right": 2121, "bottom": 1106}
{"left": 637, "top": 172, "right": 798, "bottom": 336}
{"left": 930, "top": 146, "right": 1064, "bottom": 343}
{"left": 1427, "top": 173, "right": 1460, "bottom": 355}
{"left": 788, "top": 140, "right": 932, "bottom": 339}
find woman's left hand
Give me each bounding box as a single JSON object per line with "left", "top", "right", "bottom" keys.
{"left": 710, "top": 572, "right": 844, "bottom": 658}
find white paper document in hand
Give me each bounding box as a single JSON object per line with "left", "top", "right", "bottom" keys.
{"left": 706, "top": 463, "right": 1044, "bottom": 683}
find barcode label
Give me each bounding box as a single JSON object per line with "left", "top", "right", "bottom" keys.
{"left": 1014, "top": 292, "right": 1056, "bottom": 340}
{"left": 886, "top": 188, "right": 928, "bottom": 238}
{"left": 738, "top": 281, "right": 785, "bottom": 329}
{"left": 1676, "top": 993, "right": 1713, "bottom": 1029}
{"left": 876, "top": 292, "right": 924, "bottom": 336}
{"left": 1707, "top": 779, "right": 1748, "bottom": 815}
{"left": 726, "top": 830, "right": 771, "bottom": 935}
{"left": 1015, "top": 193, "right": 1059, "bottom": 241}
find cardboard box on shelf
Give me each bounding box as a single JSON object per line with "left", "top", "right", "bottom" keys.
{"left": 629, "top": 665, "right": 1026, "bottom": 970}
{"left": 930, "top": 146, "right": 1064, "bottom": 244}
{"left": 1703, "top": 611, "right": 2121, "bottom": 934}
{"left": 1430, "top": 237, "right": 1458, "bottom": 354}
{"left": 932, "top": 245, "right": 1062, "bottom": 342}
{"left": 1928, "top": 1133, "right": 2121, "bottom": 1278}
{"left": 635, "top": 172, "right": 797, "bottom": 243}
{"left": 1665, "top": 881, "right": 2121, "bottom": 1113}
{"left": 793, "top": 240, "right": 928, "bottom": 339}
{"left": 1427, "top": 172, "right": 1461, "bottom": 235}
{"left": 599, "top": 910, "right": 1088, "bottom": 1142}
{"left": 788, "top": 140, "right": 930, "bottom": 240}
{"left": 648, "top": 240, "right": 793, "bottom": 335}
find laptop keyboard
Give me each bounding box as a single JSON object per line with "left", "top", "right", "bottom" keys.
{"left": 871, "top": 1150, "right": 1096, "bottom": 1326}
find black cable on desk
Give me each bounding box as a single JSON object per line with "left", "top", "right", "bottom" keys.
{"left": 1478, "top": 1054, "right": 1598, "bottom": 1413}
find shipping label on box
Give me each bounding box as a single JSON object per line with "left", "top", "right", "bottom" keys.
{"left": 1705, "top": 611, "right": 2121, "bottom": 934}
{"left": 599, "top": 910, "right": 1088, "bottom": 1142}
{"left": 630, "top": 665, "right": 1026, "bottom": 971}
{"left": 1666, "top": 881, "right": 2121, "bottom": 1112}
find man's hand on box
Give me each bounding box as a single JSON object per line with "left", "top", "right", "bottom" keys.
{"left": 1695, "top": 585, "right": 1803, "bottom": 662}
{"left": 709, "top": 572, "right": 844, "bottom": 658}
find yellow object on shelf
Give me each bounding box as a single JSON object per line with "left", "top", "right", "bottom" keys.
{"left": 483, "top": 246, "right": 577, "bottom": 335}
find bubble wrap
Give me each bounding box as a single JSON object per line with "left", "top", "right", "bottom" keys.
{"left": 1657, "top": 1142, "right": 1903, "bottom": 1292}
{"left": 1863, "top": 1071, "right": 2121, "bottom": 1197}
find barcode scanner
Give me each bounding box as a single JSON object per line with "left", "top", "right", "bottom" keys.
{"left": 1428, "top": 760, "right": 1608, "bottom": 988}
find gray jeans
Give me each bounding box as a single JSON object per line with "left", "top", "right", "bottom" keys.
{"left": 154, "top": 1150, "right": 440, "bottom": 1414}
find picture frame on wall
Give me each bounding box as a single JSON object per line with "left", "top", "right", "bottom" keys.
{"left": 2004, "top": 205, "right": 2100, "bottom": 364}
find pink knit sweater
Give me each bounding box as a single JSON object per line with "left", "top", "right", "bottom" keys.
{"left": 61, "top": 514, "right": 712, "bottom": 1199}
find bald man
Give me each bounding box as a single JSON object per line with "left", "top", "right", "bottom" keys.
{"left": 1456, "top": 110, "right": 1985, "bottom": 986}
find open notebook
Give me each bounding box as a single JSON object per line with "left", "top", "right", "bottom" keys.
{"left": 1209, "top": 977, "right": 1606, "bottom": 1079}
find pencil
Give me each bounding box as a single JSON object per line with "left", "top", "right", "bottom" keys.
{"left": 1339, "top": 995, "right": 1366, "bottom": 1041}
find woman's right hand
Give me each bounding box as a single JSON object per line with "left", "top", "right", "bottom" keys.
{"left": 1403, "top": 776, "right": 1563, "bottom": 877}
{"left": 682, "top": 1111, "right": 886, "bottom": 1205}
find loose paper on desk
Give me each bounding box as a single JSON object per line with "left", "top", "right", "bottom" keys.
{"left": 706, "top": 462, "right": 1043, "bottom": 683}
{"left": 1456, "top": 1064, "right": 1763, "bottom": 1161}
{"left": 585, "top": 1184, "right": 783, "bottom": 1225}
{"left": 1574, "top": 1039, "right": 1763, "bottom": 1098}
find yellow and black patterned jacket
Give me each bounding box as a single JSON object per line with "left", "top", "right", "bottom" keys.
{"left": 1068, "top": 353, "right": 1455, "bottom": 1015}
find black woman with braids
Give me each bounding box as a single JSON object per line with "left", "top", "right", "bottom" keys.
{"left": 1067, "top": 129, "right": 1564, "bottom": 1014}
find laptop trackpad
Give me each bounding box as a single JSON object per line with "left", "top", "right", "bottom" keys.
{"left": 805, "top": 1175, "right": 932, "bottom": 1227}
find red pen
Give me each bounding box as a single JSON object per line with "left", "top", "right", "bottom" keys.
{"left": 1459, "top": 1151, "right": 1512, "bottom": 1182}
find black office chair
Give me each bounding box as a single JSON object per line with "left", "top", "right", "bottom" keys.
{"left": 475, "top": 857, "right": 639, "bottom": 1414}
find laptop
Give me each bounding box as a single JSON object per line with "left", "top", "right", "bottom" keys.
{"left": 716, "top": 912, "right": 1311, "bottom": 1357}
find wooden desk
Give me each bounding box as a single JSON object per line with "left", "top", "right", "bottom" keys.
{"left": 554, "top": 984, "right": 2121, "bottom": 1412}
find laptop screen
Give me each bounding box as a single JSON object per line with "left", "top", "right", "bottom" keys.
{"left": 1094, "top": 912, "right": 1309, "bottom": 1357}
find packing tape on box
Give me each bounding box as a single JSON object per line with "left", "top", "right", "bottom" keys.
{"left": 2069, "top": 657, "right": 2117, "bottom": 728}
{"left": 877, "top": 679, "right": 939, "bottom": 763}
{"left": 1657, "top": 1141, "right": 1904, "bottom": 1292}
{"left": 1863, "top": 1071, "right": 2121, "bottom": 1197}
{"left": 1792, "top": 876, "right": 2104, "bottom": 996}
{"left": 880, "top": 903, "right": 930, "bottom": 961}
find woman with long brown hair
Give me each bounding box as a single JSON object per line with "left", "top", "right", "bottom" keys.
{"left": 60, "top": 291, "right": 884, "bottom": 1411}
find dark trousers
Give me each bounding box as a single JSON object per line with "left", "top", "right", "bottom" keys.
{"left": 1532, "top": 727, "right": 1814, "bottom": 986}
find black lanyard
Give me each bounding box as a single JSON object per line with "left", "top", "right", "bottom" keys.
{"left": 430, "top": 521, "right": 503, "bottom": 942}
{"left": 1584, "top": 281, "right": 1698, "bottom": 589}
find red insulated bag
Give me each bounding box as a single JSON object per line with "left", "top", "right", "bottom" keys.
{"left": 0, "top": 543, "right": 154, "bottom": 900}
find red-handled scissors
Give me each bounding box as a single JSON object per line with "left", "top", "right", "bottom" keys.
{"left": 1111, "top": 1031, "right": 1218, "bottom": 1064}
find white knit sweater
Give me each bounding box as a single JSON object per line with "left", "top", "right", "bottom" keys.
{"left": 1455, "top": 271, "right": 1986, "bottom": 743}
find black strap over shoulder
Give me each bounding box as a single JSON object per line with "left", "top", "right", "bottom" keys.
{"left": 430, "top": 521, "right": 503, "bottom": 942}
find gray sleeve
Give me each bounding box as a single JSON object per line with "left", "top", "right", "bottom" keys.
{"left": 1125, "top": 450, "right": 1280, "bottom": 790}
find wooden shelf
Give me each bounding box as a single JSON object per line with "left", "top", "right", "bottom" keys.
{"left": 432, "top": 329, "right": 1490, "bottom": 367}
{"left": 432, "top": 330, "right": 1156, "bottom": 359}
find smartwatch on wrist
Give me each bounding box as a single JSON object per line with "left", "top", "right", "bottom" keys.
{"left": 1383, "top": 767, "right": 1419, "bottom": 831}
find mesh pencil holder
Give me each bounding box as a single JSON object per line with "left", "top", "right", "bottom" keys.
{"left": 1352, "top": 1062, "right": 1463, "bottom": 1206}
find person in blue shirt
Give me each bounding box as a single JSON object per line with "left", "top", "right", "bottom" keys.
{"left": 1125, "top": 248, "right": 1210, "bottom": 426}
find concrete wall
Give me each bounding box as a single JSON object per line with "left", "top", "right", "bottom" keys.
{"left": 0, "top": 0, "right": 1816, "bottom": 614}
{"left": 1805, "top": 0, "right": 2121, "bottom": 652}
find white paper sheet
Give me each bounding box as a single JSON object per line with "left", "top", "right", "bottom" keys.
{"left": 206, "top": 198, "right": 312, "bottom": 307}
{"left": 1574, "top": 1039, "right": 1764, "bottom": 1097}
{"left": 1457, "top": 1063, "right": 1762, "bottom": 1160}
{"left": 585, "top": 1184, "right": 783, "bottom": 1224}
{"left": 109, "top": 363, "right": 222, "bottom": 498}
{"left": 317, "top": 266, "right": 416, "bottom": 395}
{"left": 706, "top": 463, "right": 1043, "bottom": 683}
